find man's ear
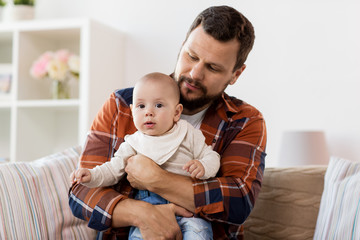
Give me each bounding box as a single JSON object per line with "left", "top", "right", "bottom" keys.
{"left": 229, "top": 64, "right": 246, "bottom": 85}
{"left": 174, "top": 103, "right": 183, "bottom": 122}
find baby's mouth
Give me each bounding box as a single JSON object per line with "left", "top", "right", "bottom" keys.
{"left": 144, "top": 121, "right": 155, "bottom": 128}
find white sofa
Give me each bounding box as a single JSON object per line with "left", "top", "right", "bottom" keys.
{"left": 0, "top": 146, "right": 96, "bottom": 239}
{"left": 245, "top": 157, "right": 360, "bottom": 239}
{"left": 1, "top": 147, "right": 359, "bottom": 239}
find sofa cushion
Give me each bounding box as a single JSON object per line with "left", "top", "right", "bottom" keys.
{"left": 314, "top": 157, "right": 360, "bottom": 239}
{"left": 0, "top": 146, "right": 96, "bottom": 239}
{"left": 244, "top": 165, "right": 327, "bottom": 240}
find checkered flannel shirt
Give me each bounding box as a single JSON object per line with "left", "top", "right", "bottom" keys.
{"left": 69, "top": 87, "right": 267, "bottom": 239}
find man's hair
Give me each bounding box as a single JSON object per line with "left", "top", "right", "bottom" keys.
{"left": 185, "top": 5, "right": 255, "bottom": 72}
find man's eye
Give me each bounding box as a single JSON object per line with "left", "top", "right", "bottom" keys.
{"left": 208, "top": 65, "right": 219, "bottom": 72}
{"left": 155, "top": 103, "right": 163, "bottom": 108}
{"left": 188, "top": 53, "right": 197, "bottom": 60}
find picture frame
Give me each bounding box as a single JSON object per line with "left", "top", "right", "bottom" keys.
{"left": 0, "top": 64, "right": 12, "bottom": 100}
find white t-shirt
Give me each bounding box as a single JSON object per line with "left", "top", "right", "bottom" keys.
{"left": 180, "top": 107, "right": 208, "bottom": 129}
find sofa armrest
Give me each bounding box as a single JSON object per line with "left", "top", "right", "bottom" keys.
{"left": 0, "top": 146, "right": 96, "bottom": 239}
{"left": 244, "top": 165, "right": 327, "bottom": 240}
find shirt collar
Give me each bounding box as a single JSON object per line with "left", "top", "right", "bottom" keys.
{"left": 221, "top": 93, "right": 238, "bottom": 114}
{"left": 212, "top": 92, "right": 238, "bottom": 114}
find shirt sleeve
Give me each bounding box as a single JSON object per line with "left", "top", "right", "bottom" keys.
{"left": 83, "top": 142, "right": 137, "bottom": 188}
{"left": 193, "top": 113, "right": 267, "bottom": 225}
{"left": 68, "top": 91, "right": 137, "bottom": 232}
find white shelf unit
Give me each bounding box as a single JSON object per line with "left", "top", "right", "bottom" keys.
{"left": 0, "top": 18, "right": 124, "bottom": 162}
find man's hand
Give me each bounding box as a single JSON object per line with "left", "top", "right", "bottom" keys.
{"left": 138, "top": 203, "right": 193, "bottom": 240}
{"left": 112, "top": 199, "right": 193, "bottom": 239}
{"left": 125, "top": 154, "right": 196, "bottom": 212}
{"left": 125, "top": 154, "right": 163, "bottom": 191}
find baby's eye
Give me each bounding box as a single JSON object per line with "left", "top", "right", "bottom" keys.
{"left": 155, "top": 103, "right": 163, "bottom": 108}
{"left": 138, "top": 104, "right": 145, "bottom": 109}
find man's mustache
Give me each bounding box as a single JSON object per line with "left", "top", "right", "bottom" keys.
{"left": 178, "top": 76, "right": 207, "bottom": 94}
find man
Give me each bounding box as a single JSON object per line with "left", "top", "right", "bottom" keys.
{"left": 69, "top": 5, "right": 267, "bottom": 239}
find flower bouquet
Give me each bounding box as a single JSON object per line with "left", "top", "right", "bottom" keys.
{"left": 30, "top": 49, "right": 80, "bottom": 99}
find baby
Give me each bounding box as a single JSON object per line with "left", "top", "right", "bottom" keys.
{"left": 70, "top": 72, "right": 220, "bottom": 239}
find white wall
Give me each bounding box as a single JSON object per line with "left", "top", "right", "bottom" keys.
{"left": 34, "top": 0, "right": 360, "bottom": 166}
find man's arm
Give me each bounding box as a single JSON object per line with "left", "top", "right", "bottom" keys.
{"left": 69, "top": 90, "right": 142, "bottom": 233}
{"left": 70, "top": 181, "right": 191, "bottom": 239}
{"left": 193, "top": 115, "right": 266, "bottom": 224}
{"left": 69, "top": 91, "right": 136, "bottom": 232}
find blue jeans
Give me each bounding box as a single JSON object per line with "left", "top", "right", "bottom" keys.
{"left": 128, "top": 190, "right": 213, "bottom": 240}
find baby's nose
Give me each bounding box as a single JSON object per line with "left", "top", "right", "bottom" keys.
{"left": 145, "top": 110, "right": 153, "bottom": 116}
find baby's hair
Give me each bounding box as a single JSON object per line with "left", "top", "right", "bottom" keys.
{"left": 138, "top": 72, "right": 180, "bottom": 103}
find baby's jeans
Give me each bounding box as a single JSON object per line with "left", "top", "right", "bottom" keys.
{"left": 128, "top": 190, "right": 213, "bottom": 240}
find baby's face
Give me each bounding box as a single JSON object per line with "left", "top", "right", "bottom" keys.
{"left": 131, "top": 79, "right": 181, "bottom": 136}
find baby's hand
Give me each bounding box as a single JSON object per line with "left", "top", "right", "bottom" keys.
{"left": 183, "top": 159, "right": 205, "bottom": 179}
{"left": 70, "top": 168, "right": 91, "bottom": 184}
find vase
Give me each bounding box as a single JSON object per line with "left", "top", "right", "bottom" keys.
{"left": 1, "top": 4, "right": 35, "bottom": 22}
{"left": 51, "top": 80, "right": 70, "bottom": 99}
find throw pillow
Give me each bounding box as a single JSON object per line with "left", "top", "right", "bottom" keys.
{"left": 244, "top": 166, "right": 326, "bottom": 240}
{"left": 314, "top": 157, "right": 360, "bottom": 239}
{"left": 0, "top": 146, "right": 96, "bottom": 239}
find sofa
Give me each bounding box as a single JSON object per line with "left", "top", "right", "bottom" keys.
{"left": 1, "top": 146, "right": 359, "bottom": 239}
{"left": 0, "top": 146, "right": 96, "bottom": 239}
{"left": 245, "top": 157, "right": 360, "bottom": 240}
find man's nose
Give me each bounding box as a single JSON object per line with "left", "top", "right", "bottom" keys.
{"left": 190, "top": 62, "right": 205, "bottom": 81}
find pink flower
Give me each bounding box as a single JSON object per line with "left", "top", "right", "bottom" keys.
{"left": 30, "top": 51, "right": 53, "bottom": 79}
{"left": 30, "top": 49, "right": 80, "bottom": 81}
{"left": 54, "top": 49, "right": 71, "bottom": 63}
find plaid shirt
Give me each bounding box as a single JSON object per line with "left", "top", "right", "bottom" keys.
{"left": 69, "top": 87, "right": 267, "bottom": 239}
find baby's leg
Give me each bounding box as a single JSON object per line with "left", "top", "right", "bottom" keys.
{"left": 177, "top": 216, "right": 213, "bottom": 240}
{"left": 128, "top": 190, "right": 169, "bottom": 240}
{"left": 128, "top": 227, "right": 142, "bottom": 240}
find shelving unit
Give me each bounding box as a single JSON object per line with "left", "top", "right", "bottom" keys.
{"left": 0, "top": 18, "right": 124, "bottom": 162}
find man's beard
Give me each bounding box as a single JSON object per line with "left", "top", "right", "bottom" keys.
{"left": 178, "top": 76, "right": 223, "bottom": 112}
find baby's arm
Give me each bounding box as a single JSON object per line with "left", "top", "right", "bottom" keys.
{"left": 183, "top": 160, "right": 205, "bottom": 179}
{"left": 70, "top": 168, "right": 91, "bottom": 184}
{"left": 191, "top": 128, "right": 221, "bottom": 179}
{"left": 75, "top": 141, "right": 136, "bottom": 188}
